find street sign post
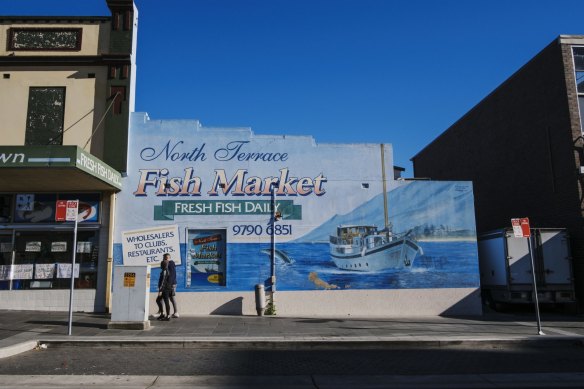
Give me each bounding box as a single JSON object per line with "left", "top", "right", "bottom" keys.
{"left": 55, "top": 200, "right": 67, "bottom": 221}
{"left": 511, "top": 217, "right": 544, "bottom": 335}
{"left": 511, "top": 217, "right": 530, "bottom": 238}
{"left": 56, "top": 200, "right": 79, "bottom": 336}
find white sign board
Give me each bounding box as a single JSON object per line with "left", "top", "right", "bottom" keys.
{"left": 66, "top": 200, "right": 79, "bottom": 221}
{"left": 511, "top": 217, "right": 530, "bottom": 238}
{"left": 121, "top": 225, "right": 181, "bottom": 266}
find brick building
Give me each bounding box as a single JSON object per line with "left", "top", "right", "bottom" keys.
{"left": 411, "top": 35, "right": 584, "bottom": 309}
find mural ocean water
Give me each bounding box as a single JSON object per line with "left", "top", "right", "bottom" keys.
{"left": 136, "top": 240, "right": 479, "bottom": 293}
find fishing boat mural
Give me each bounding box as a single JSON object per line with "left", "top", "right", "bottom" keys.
{"left": 329, "top": 225, "right": 423, "bottom": 271}
{"left": 113, "top": 113, "right": 481, "bottom": 315}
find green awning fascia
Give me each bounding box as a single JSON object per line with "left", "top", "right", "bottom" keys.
{"left": 0, "top": 145, "right": 122, "bottom": 190}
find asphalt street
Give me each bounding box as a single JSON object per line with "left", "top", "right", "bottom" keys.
{"left": 2, "top": 342, "right": 584, "bottom": 376}
{"left": 1, "top": 310, "right": 584, "bottom": 387}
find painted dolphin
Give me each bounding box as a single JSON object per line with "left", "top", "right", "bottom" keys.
{"left": 260, "top": 248, "right": 294, "bottom": 264}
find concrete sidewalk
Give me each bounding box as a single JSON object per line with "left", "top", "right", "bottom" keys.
{"left": 1, "top": 309, "right": 584, "bottom": 358}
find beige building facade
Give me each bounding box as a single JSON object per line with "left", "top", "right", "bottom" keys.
{"left": 0, "top": 1, "right": 137, "bottom": 312}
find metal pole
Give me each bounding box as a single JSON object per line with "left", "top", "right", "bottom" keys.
{"left": 9, "top": 232, "right": 15, "bottom": 291}
{"left": 67, "top": 201, "right": 79, "bottom": 336}
{"left": 270, "top": 185, "right": 276, "bottom": 311}
{"left": 527, "top": 234, "right": 544, "bottom": 335}
{"left": 380, "top": 144, "right": 389, "bottom": 229}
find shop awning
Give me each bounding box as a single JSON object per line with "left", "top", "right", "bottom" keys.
{"left": 0, "top": 146, "right": 122, "bottom": 192}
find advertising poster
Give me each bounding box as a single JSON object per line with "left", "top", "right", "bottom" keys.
{"left": 113, "top": 113, "right": 479, "bottom": 293}
{"left": 12, "top": 264, "right": 33, "bottom": 280}
{"left": 0, "top": 243, "right": 12, "bottom": 253}
{"left": 51, "top": 242, "right": 67, "bottom": 252}
{"left": 25, "top": 241, "right": 41, "bottom": 252}
{"left": 77, "top": 241, "right": 92, "bottom": 253}
{"left": 186, "top": 229, "right": 226, "bottom": 287}
{"left": 35, "top": 264, "right": 56, "bottom": 279}
{"left": 121, "top": 225, "right": 181, "bottom": 266}
{"left": 15, "top": 194, "right": 99, "bottom": 223}
{"left": 0, "top": 265, "right": 12, "bottom": 281}
{"left": 56, "top": 263, "right": 80, "bottom": 278}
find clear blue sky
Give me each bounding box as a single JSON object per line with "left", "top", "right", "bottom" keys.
{"left": 2, "top": 0, "right": 583, "bottom": 173}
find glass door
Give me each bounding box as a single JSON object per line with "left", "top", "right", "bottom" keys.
{"left": 0, "top": 231, "right": 14, "bottom": 290}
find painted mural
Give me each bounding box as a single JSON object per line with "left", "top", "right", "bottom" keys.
{"left": 114, "top": 113, "right": 480, "bottom": 293}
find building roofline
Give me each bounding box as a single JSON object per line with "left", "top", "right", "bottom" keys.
{"left": 559, "top": 35, "right": 584, "bottom": 44}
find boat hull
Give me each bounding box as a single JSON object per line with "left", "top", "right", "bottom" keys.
{"left": 331, "top": 238, "right": 422, "bottom": 272}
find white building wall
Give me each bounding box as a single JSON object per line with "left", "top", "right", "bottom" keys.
{"left": 148, "top": 288, "right": 481, "bottom": 317}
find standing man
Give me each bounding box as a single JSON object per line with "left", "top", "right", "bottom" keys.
{"left": 162, "top": 253, "right": 179, "bottom": 318}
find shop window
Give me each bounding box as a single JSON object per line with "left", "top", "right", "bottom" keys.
{"left": 14, "top": 193, "right": 100, "bottom": 224}
{"left": 186, "top": 229, "right": 227, "bottom": 288}
{"left": 25, "top": 87, "right": 66, "bottom": 146}
{"left": 0, "top": 194, "right": 12, "bottom": 223}
{"left": 8, "top": 230, "right": 99, "bottom": 290}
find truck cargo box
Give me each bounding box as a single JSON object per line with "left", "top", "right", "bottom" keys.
{"left": 478, "top": 228, "right": 575, "bottom": 306}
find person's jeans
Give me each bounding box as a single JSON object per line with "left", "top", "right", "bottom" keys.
{"left": 156, "top": 290, "right": 170, "bottom": 316}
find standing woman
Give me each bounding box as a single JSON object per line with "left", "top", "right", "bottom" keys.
{"left": 156, "top": 260, "right": 172, "bottom": 321}
{"left": 162, "top": 253, "right": 179, "bottom": 318}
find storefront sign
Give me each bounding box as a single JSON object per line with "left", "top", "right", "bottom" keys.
{"left": 76, "top": 148, "right": 122, "bottom": 189}
{"left": 0, "top": 146, "right": 122, "bottom": 190}
{"left": 121, "top": 225, "right": 181, "bottom": 266}
{"left": 154, "top": 199, "right": 301, "bottom": 220}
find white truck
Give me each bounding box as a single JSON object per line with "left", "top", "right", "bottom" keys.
{"left": 478, "top": 228, "right": 576, "bottom": 309}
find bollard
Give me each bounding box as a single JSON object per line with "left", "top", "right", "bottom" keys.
{"left": 254, "top": 284, "right": 266, "bottom": 316}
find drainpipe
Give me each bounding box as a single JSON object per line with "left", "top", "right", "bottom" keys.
{"left": 105, "top": 191, "right": 116, "bottom": 313}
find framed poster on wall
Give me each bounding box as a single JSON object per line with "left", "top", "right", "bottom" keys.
{"left": 186, "top": 229, "right": 226, "bottom": 288}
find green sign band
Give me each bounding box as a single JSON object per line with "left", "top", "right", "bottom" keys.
{"left": 154, "top": 200, "right": 302, "bottom": 220}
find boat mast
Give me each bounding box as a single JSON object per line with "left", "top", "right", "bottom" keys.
{"left": 380, "top": 144, "right": 389, "bottom": 230}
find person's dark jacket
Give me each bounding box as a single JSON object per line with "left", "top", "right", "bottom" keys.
{"left": 158, "top": 260, "right": 177, "bottom": 291}
{"left": 167, "top": 260, "right": 177, "bottom": 285}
